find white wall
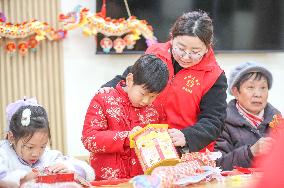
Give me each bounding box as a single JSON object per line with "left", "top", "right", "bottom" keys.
{"left": 216, "top": 53, "right": 284, "bottom": 105}
{"left": 61, "top": 0, "right": 284, "bottom": 156}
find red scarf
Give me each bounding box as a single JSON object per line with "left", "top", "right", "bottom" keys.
{"left": 236, "top": 102, "right": 264, "bottom": 127}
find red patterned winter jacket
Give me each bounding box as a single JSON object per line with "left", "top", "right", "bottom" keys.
{"left": 81, "top": 81, "right": 165, "bottom": 180}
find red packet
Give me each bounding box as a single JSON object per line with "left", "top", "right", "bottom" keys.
{"left": 56, "top": 173, "right": 75, "bottom": 182}
{"left": 36, "top": 174, "right": 57, "bottom": 183}
{"left": 233, "top": 166, "right": 254, "bottom": 174}
{"left": 221, "top": 166, "right": 257, "bottom": 176}
{"left": 36, "top": 173, "right": 75, "bottom": 183}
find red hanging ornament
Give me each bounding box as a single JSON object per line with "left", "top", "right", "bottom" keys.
{"left": 113, "top": 37, "right": 126, "bottom": 53}
{"left": 27, "top": 36, "right": 39, "bottom": 51}
{"left": 5, "top": 41, "right": 16, "bottom": 56}
{"left": 18, "top": 41, "right": 29, "bottom": 56}
{"left": 100, "top": 37, "right": 113, "bottom": 53}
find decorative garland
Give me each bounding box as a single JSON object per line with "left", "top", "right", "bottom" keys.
{"left": 59, "top": 5, "right": 157, "bottom": 53}
{"left": 0, "top": 12, "right": 66, "bottom": 56}
{"left": 0, "top": 4, "right": 157, "bottom": 55}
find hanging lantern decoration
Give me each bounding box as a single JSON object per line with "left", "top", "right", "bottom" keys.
{"left": 0, "top": 4, "right": 158, "bottom": 55}
{"left": 59, "top": 3, "right": 158, "bottom": 54}
{"left": 113, "top": 37, "right": 126, "bottom": 53}
{"left": 100, "top": 37, "right": 113, "bottom": 53}
{"left": 18, "top": 41, "right": 29, "bottom": 56}
{"left": 0, "top": 11, "right": 67, "bottom": 55}
{"left": 124, "top": 34, "right": 136, "bottom": 49}
{"left": 5, "top": 41, "right": 16, "bottom": 56}
{"left": 27, "top": 35, "right": 39, "bottom": 51}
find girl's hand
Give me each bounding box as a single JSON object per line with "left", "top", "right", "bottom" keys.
{"left": 0, "top": 180, "right": 19, "bottom": 188}
{"left": 47, "top": 163, "right": 72, "bottom": 173}
{"left": 168, "top": 128, "right": 186, "bottom": 147}
{"left": 20, "top": 171, "right": 37, "bottom": 185}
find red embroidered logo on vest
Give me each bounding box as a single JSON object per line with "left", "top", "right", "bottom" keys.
{"left": 182, "top": 75, "right": 201, "bottom": 93}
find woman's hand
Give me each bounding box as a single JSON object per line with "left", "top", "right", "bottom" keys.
{"left": 96, "top": 87, "right": 113, "bottom": 94}
{"left": 168, "top": 128, "right": 186, "bottom": 147}
{"left": 250, "top": 137, "right": 274, "bottom": 157}
{"left": 47, "top": 163, "right": 72, "bottom": 173}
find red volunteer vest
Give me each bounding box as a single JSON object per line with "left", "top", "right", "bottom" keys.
{"left": 146, "top": 42, "right": 223, "bottom": 151}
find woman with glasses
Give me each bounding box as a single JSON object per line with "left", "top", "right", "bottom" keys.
{"left": 102, "top": 11, "right": 227, "bottom": 153}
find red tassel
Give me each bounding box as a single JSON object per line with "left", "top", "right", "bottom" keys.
{"left": 100, "top": 0, "right": 106, "bottom": 18}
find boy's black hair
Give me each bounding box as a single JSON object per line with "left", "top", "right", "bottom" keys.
{"left": 130, "top": 54, "right": 169, "bottom": 93}
{"left": 9, "top": 105, "right": 51, "bottom": 144}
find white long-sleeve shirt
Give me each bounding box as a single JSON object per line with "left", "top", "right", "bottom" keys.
{"left": 0, "top": 140, "right": 95, "bottom": 185}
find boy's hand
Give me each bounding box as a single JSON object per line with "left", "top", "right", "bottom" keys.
{"left": 168, "top": 128, "right": 186, "bottom": 147}
{"left": 47, "top": 163, "right": 72, "bottom": 173}
{"left": 128, "top": 126, "right": 143, "bottom": 138}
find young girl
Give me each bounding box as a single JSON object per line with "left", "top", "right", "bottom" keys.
{"left": 0, "top": 98, "right": 95, "bottom": 186}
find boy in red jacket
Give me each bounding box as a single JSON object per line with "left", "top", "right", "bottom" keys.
{"left": 81, "top": 54, "right": 169, "bottom": 180}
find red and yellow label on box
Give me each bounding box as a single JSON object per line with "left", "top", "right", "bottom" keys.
{"left": 129, "top": 124, "right": 180, "bottom": 174}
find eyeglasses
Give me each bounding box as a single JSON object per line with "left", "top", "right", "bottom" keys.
{"left": 172, "top": 46, "right": 205, "bottom": 61}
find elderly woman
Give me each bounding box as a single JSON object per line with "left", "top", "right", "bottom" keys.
{"left": 215, "top": 62, "right": 281, "bottom": 170}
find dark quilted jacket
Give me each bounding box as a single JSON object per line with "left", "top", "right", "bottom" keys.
{"left": 214, "top": 99, "right": 280, "bottom": 170}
